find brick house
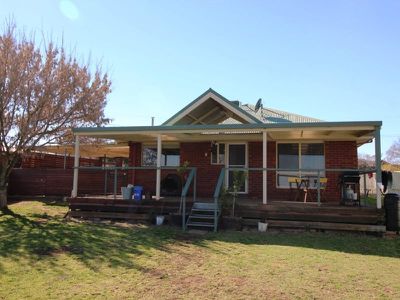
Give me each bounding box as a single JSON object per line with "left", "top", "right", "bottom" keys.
{"left": 71, "top": 89, "right": 383, "bottom": 208}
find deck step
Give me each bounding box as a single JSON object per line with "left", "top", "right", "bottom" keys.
{"left": 193, "top": 203, "right": 217, "bottom": 210}
{"left": 188, "top": 214, "right": 215, "bottom": 219}
{"left": 191, "top": 208, "right": 219, "bottom": 213}
{"left": 185, "top": 201, "right": 220, "bottom": 231}
{"left": 267, "top": 220, "right": 386, "bottom": 233}
{"left": 192, "top": 207, "right": 214, "bottom": 212}
{"left": 186, "top": 221, "right": 215, "bottom": 228}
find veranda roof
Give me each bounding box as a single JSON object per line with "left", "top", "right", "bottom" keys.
{"left": 72, "top": 121, "right": 381, "bottom": 146}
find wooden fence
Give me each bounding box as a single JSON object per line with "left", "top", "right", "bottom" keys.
{"left": 8, "top": 168, "right": 129, "bottom": 196}
{"left": 21, "top": 153, "right": 102, "bottom": 169}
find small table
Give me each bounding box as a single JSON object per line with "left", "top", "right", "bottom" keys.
{"left": 289, "top": 177, "right": 313, "bottom": 202}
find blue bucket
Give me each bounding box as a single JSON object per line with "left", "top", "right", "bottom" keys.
{"left": 133, "top": 186, "right": 143, "bottom": 201}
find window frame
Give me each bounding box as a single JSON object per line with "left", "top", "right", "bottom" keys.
{"left": 276, "top": 141, "right": 325, "bottom": 189}
{"left": 210, "top": 142, "right": 226, "bottom": 165}
{"left": 141, "top": 146, "right": 180, "bottom": 167}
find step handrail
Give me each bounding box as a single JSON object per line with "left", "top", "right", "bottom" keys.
{"left": 180, "top": 167, "right": 197, "bottom": 230}
{"left": 212, "top": 168, "right": 226, "bottom": 232}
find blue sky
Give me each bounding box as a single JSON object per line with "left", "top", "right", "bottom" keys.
{"left": 1, "top": 0, "right": 399, "bottom": 156}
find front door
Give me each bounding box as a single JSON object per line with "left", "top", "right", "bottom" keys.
{"left": 226, "top": 143, "right": 247, "bottom": 193}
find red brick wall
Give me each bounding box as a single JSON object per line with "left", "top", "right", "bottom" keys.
{"left": 127, "top": 140, "right": 358, "bottom": 202}
{"left": 127, "top": 142, "right": 192, "bottom": 196}
{"left": 127, "top": 141, "right": 223, "bottom": 197}
{"left": 180, "top": 142, "right": 223, "bottom": 197}
{"left": 248, "top": 141, "right": 276, "bottom": 198}
{"left": 325, "top": 141, "right": 358, "bottom": 201}
{"left": 128, "top": 142, "right": 142, "bottom": 184}
{"left": 246, "top": 141, "right": 358, "bottom": 202}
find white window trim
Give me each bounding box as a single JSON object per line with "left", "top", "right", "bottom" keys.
{"left": 276, "top": 141, "right": 325, "bottom": 189}
{"left": 210, "top": 142, "right": 225, "bottom": 165}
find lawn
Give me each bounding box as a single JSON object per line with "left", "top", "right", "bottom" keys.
{"left": 0, "top": 201, "right": 399, "bottom": 299}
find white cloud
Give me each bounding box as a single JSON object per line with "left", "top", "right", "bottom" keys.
{"left": 59, "top": 0, "right": 79, "bottom": 21}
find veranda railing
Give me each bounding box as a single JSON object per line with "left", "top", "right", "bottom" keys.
{"left": 213, "top": 167, "right": 378, "bottom": 208}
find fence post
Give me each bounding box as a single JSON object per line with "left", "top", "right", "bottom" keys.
{"left": 113, "top": 168, "right": 118, "bottom": 200}
{"left": 363, "top": 173, "right": 367, "bottom": 206}
{"left": 182, "top": 196, "right": 186, "bottom": 231}
{"left": 214, "top": 196, "right": 218, "bottom": 232}
{"left": 193, "top": 169, "right": 197, "bottom": 202}
{"left": 317, "top": 170, "right": 321, "bottom": 206}
{"left": 104, "top": 169, "right": 108, "bottom": 196}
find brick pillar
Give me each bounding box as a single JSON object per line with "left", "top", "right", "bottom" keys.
{"left": 128, "top": 142, "right": 142, "bottom": 184}
{"left": 248, "top": 141, "right": 276, "bottom": 199}
{"left": 325, "top": 141, "right": 358, "bottom": 202}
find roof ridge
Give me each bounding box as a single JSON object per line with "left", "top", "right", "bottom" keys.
{"left": 240, "top": 103, "right": 323, "bottom": 123}
{"left": 263, "top": 106, "right": 323, "bottom": 122}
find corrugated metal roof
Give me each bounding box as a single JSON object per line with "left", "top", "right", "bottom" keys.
{"left": 221, "top": 103, "right": 323, "bottom": 124}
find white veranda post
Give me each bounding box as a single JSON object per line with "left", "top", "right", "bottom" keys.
{"left": 156, "top": 135, "right": 162, "bottom": 200}
{"left": 263, "top": 131, "right": 268, "bottom": 204}
{"left": 71, "top": 135, "right": 80, "bottom": 197}
{"left": 375, "top": 127, "right": 382, "bottom": 209}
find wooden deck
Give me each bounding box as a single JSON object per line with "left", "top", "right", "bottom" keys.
{"left": 67, "top": 196, "right": 386, "bottom": 234}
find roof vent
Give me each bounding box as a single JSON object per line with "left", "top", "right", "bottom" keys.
{"left": 231, "top": 100, "right": 240, "bottom": 106}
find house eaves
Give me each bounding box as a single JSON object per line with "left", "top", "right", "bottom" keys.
{"left": 73, "top": 120, "right": 382, "bottom": 135}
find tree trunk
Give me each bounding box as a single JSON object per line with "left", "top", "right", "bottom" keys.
{"left": 0, "top": 157, "right": 12, "bottom": 209}
{"left": 0, "top": 186, "right": 7, "bottom": 209}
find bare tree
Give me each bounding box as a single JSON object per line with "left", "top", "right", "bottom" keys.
{"left": 0, "top": 23, "right": 111, "bottom": 208}
{"left": 358, "top": 153, "right": 375, "bottom": 168}
{"left": 385, "top": 138, "right": 400, "bottom": 164}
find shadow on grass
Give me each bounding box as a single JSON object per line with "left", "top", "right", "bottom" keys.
{"left": 0, "top": 206, "right": 179, "bottom": 271}
{"left": 43, "top": 199, "right": 69, "bottom": 207}
{"left": 190, "top": 230, "right": 400, "bottom": 259}
{"left": 1, "top": 201, "right": 399, "bottom": 273}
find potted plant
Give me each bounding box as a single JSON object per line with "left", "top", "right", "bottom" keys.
{"left": 177, "top": 160, "right": 190, "bottom": 186}
{"left": 220, "top": 170, "right": 247, "bottom": 230}
{"left": 230, "top": 170, "right": 247, "bottom": 217}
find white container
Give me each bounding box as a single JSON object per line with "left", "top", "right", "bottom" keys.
{"left": 258, "top": 222, "right": 268, "bottom": 232}
{"left": 156, "top": 215, "right": 165, "bottom": 226}
{"left": 346, "top": 187, "right": 354, "bottom": 199}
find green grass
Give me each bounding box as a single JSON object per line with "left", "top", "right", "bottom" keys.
{"left": 1, "top": 201, "right": 399, "bottom": 299}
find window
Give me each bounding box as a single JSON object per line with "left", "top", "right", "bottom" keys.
{"left": 142, "top": 148, "right": 180, "bottom": 167}
{"left": 277, "top": 143, "right": 325, "bottom": 187}
{"left": 211, "top": 143, "right": 225, "bottom": 165}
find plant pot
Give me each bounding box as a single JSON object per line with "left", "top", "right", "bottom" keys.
{"left": 258, "top": 222, "right": 268, "bottom": 232}
{"left": 156, "top": 215, "right": 165, "bottom": 226}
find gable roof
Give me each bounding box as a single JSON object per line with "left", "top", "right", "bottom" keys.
{"left": 163, "top": 88, "right": 321, "bottom": 126}
{"left": 162, "top": 88, "right": 262, "bottom": 125}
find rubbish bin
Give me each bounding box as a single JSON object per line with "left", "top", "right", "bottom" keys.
{"left": 121, "top": 186, "right": 133, "bottom": 200}
{"left": 384, "top": 193, "right": 400, "bottom": 231}
{"left": 133, "top": 186, "right": 143, "bottom": 201}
